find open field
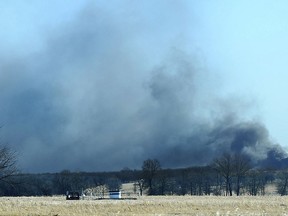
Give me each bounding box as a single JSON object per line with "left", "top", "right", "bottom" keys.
{"left": 0, "top": 196, "right": 288, "bottom": 216}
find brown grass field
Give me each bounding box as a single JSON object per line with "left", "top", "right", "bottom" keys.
{"left": 0, "top": 195, "right": 288, "bottom": 216}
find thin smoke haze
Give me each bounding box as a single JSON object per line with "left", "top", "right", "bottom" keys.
{"left": 0, "top": 3, "right": 287, "bottom": 173}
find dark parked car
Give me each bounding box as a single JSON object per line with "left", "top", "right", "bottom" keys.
{"left": 66, "top": 191, "right": 80, "bottom": 200}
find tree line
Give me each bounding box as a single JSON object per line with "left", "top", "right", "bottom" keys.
{"left": 1, "top": 146, "right": 288, "bottom": 196}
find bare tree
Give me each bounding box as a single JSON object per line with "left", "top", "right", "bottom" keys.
{"left": 213, "top": 153, "right": 251, "bottom": 196}
{"left": 0, "top": 146, "right": 18, "bottom": 184}
{"left": 246, "top": 170, "right": 261, "bottom": 195}
{"left": 276, "top": 169, "right": 288, "bottom": 196}
{"left": 157, "top": 170, "right": 169, "bottom": 195}
{"left": 213, "top": 153, "right": 234, "bottom": 196}
{"left": 234, "top": 154, "right": 251, "bottom": 196}
{"left": 135, "top": 179, "right": 145, "bottom": 196}
{"left": 142, "top": 159, "right": 161, "bottom": 195}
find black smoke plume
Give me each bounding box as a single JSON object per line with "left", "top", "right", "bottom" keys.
{"left": 0, "top": 4, "right": 287, "bottom": 172}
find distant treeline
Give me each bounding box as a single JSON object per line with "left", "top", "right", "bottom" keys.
{"left": 2, "top": 155, "right": 288, "bottom": 196}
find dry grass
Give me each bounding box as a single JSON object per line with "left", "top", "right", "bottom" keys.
{"left": 0, "top": 195, "right": 288, "bottom": 216}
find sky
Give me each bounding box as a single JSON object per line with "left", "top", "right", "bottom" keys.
{"left": 1, "top": 0, "right": 288, "bottom": 173}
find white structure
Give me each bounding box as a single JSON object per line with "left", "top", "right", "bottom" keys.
{"left": 109, "top": 191, "right": 121, "bottom": 199}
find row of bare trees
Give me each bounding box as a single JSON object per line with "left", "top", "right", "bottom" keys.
{"left": 1, "top": 146, "right": 288, "bottom": 197}
{"left": 137, "top": 155, "right": 279, "bottom": 196}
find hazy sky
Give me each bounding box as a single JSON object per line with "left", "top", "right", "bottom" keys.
{"left": 1, "top": 0, "right": 288, "bottom": 173}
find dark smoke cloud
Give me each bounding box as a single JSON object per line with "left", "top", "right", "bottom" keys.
{"left": 0, "top": 3, "right": 287, "bottom": 173}
{"left": 140, "top": 63, "right": 288, "bottom": 169}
